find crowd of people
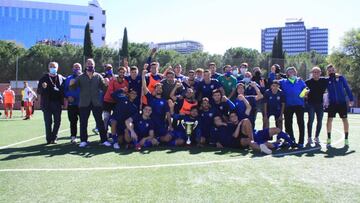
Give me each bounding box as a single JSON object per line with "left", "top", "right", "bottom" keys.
{"left": 32, "top": 49, "right": 354, "bottom": 154}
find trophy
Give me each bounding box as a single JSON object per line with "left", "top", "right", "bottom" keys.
{"left": 181, "top": 120, "right": 198, "bottom": 145}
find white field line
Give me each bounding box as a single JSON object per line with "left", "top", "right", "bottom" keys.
{"left": 0, "top": 122, "right": 95, "bottom": 150}
{"left": 0, "top": 125, "right": 346, "bottom": 172}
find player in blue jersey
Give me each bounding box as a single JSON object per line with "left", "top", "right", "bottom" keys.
{"left": 109, "top": 89, "right": 139, "bottom": 149}
{"left": 197, "top": 70, "right": 224, "bottom": 100}
{"left": 234, "top": 82, "right": 263, "bottom": 129}
{"left": 168, "top": 100, "right": 202, "bottom": 146}
{"left": 125, "top": 105, "right": 159, "bottom": 151}
{"left": 263, "top": 80, "right": 285, "bottom": 130}
{"left": 142, "top": 69, "right": 173, "bottom": 144}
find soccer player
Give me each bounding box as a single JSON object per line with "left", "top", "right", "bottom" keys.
{"left": 125, "top": 105, "right": 159, "bottom": 150}
{"left": 199, "top": 97, "right": 218, "bottom": 145}
{"left": 168, "top": 100, "right": 202, "bottom": 146}
{"left": 142, "top": 68, "right": 172, "bottom": 144}
{"left": 263, "top": 80, "right": 285, "bottom": 130}
{"left": 208, "top": 62, "right": 221, "bottom": 79}
{"left": 37, "top": 62, "right": 65, "bottom": 144}
{"left": 217, "top": 65, "right": 237, "bottom": 100}
{"left": 3, "top": 85, "right": 15, "bottom": 119}
{"left": 197, "top": 70, "right": 223, "bottom": 100}
{"left": 326, "top": 64, "right": 354, "bottom": 147}
{"left": 234, "top": 82, "right": 263, "bottom": 128}
{"left": 23, "top": 81, "right": 37, "bottom": 120}
{"left": 110, "top": 89, "right": 139, "bottom": 149}
{"left": 305, "top": 67, "right": 328, "bottom": 145}
{"left": 195, "top": 68, "right": 204, "bottom": 82}
{"left": 142, "top": 62, "right": 163, "bottom": 105}
{"left": 212, "top": 112, "right": 255, "bottom": 149}
{"left": 173, "top": 64, "right": 186, "bottom": 82}
{"left": 64, "top": 63, "right": 82, "bottom": 143}
{"left": 280, "top": 67, "right": 308, "bottom": 148}
{"left": 210, "top": 89, "right": 235, "bottom": 121}
{"left": 126, "top": 66, "right": 142, "bottom": 107}
{"left": 103, "top": 66, "right": 129, "bottom": 134}
{"left": 183, "top": 70, "right": 199, "bottom": 91}
{"left": 170, "top": 81, "right": 197, "bottom": 115}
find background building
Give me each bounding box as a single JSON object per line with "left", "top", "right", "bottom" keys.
{"left": 0, "top": 0, "right": 106, "bottom": 48}
{"left": 152, "top": 40, "right": 204, "bottom": 54}
{"left": 261, "top": 19, "right": 328, "bottom": 55}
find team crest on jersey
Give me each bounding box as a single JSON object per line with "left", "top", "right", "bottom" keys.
{"left": 220, "top": 106, "right": 223, "bottom": 110}
{"left": 209, "top": 113, "right": 213, "bottom": 117}
{"left": 228, "top": 82, "right": 232, "bottom": 86}
{"left": 269, "top": 96, "right": 272, "bottom": 100}
{"left": 125, "top": 101, "right": 128, "bottom": 104}
{"left": 210, "top": 85, "right": 214, "bottom": 89}
{"left": 146, "top": 123, "right": 149, "bottom": 127}
{"left": 277, "top": 96, "right": 280, "bottom": 100}
{"left": 159, "top": 101, "right": 164, "bottom": 105}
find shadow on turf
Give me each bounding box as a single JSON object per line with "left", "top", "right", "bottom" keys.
{"left": 0, "top": 139, "right": 355, "bottom": 161}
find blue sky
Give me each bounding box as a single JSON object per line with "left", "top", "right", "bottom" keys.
{"left": 27, "top": 0, "right": 360, "bottom": 54}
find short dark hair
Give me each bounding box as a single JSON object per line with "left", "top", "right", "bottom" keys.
{"left": 130, "top": 66, "right": 138, "bottom": 71}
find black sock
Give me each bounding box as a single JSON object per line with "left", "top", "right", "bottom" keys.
{"left": 327, "top": 132, "right": 331, "bottom": 139}
{"left": 345, "top": 132, "right": 349, "bottom": 139}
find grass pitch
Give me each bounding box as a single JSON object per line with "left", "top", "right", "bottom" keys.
{"left": 0, "top": 111, "right": 359, "bottom": 202}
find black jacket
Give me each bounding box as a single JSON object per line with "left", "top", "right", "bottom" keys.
{"left": 37, "top": 73, "right": 65, "bottom": 109}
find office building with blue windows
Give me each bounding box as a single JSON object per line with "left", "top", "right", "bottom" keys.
{"left": 261, "top": 20, "right": 328, "bottom": 55}
{"left": 0, "top": 0, "right": 106, "bottom": 48}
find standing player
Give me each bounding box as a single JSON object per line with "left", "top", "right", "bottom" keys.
{"left": 326, "top": 64, "right": 354, "bottom": 147}
{"left": 3, "top": 85, "right": 15, "bottom": 119}
{"left": 142, "top": 68, "right": 172, "bottom": 144}
{"left": 23, "top": 82, "right": 37, "bottom": 120}
{"left": 263, "top": 80, "right": 285, "bottom": 130}
{"left": 197, "top": 70, "right": 223, "bottom": 100}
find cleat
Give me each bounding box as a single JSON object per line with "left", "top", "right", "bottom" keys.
{"left": 101, "top": 141, "right": 111, "bottom": 147}
{"left": 79, "top": 142, "right": 88, "bottom": 148}
{"left": 260, "top": 144, "right": 272, "bottom": 155}
{"left": 113, "top": 143, "right": 120, "bottom": 149}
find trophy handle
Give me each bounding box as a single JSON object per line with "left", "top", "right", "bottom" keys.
{"left": 193, "top": 120, "right": 198, "bottom": 129}
{"left": 181, "top": 120, "right": 185, "bottom": 128}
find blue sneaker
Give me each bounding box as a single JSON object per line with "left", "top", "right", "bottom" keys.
{"left": 297, "top": 144, "right": 304, "bottom": 149}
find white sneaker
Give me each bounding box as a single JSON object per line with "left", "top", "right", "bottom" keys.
{"left": 79, "top": 142, "right": 87, "bottom": 148}
{"left": 113, "top": 143, "right": 120, "bottom": 149}
{"left": 260, "top": 144, "right": 272, "bottom": 155}
{"left": 102, "top": 141, "right": 111, "bottom": 147}
{"left": 70, "top": 136, "right": 77, "bottom": 144}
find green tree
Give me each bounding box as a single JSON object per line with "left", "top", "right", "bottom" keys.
{"left": 120, "top": 27, "right": 129, "bottom": 61}
{"left": 0, "top": 41, "right": 26, "bottom": 82}
{"left": 329, "top": 28, "right": 360, "bottom": 95}
{"left": 223, "top": 47, "right": 261, "bottom": 70}
{"left": 83, "top": 23, "right": 94, "bottom": 59}
{"left": 271, "top": 28, "right": 285, "bottom": 68}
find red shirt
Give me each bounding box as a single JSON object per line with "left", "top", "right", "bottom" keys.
{"left": 104, "top": 77, "right": 129, "bottom": 103}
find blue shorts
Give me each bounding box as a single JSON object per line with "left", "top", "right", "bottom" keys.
{"left": 154, "top": 122, "right": 168, "bottom": 137}
{"left": 254, "top": 128, "right": 270, "bottom": 145}
{"left": 109, "top": 116, "right": 126, "bottom": 135}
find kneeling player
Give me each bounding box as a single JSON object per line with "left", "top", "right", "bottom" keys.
{"left": 109, "top": 89, "right": 139, "bottom": 149}
{"left": 169, "top": 100, "right": 202, "bottom": 146}
{"left": 124, "top": 106, "right": 159, "bottom": 150}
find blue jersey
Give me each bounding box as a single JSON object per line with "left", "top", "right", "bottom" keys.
{"left": 197, "top": 79, "right": 222, "bottom": 99}
{"left": 264, "top": 89, "right": 284, "bottom": 116}
{"left": 146, "top": 92, "right": 169, "bottom": 126}
{"left": 200, "top": 108, "right": 217, "bottom": 138}
{"left": 210, "top": 99, "right": 235, "bottom": 118}
{"left": 131, "top": 114, "right": 154, "bottom": 139}
{"left": 126, "top": 75, "right": 142, "bottom": 95}
{"left": 64, "top": 74, "right": 80, "bottom": 106}
{"left": 234, "top": 96, "right": 257, "bottom": 122}
{"left": 211, "top": 124, "right": 240, "bottom": 148}
{"left": 111, "top": 90, "right": 138, "bottom": 122}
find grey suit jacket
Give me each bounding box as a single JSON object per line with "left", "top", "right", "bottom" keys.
{"left": 70, "top": 72, "right": 106, "bottom": 107}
